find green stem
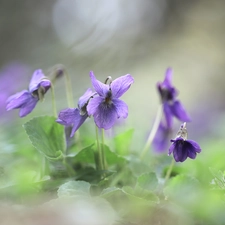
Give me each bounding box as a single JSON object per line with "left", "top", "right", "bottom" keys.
{"left": 50, "top": 84, "right": 57, "bottom": 117}
{"left": 64, "top": 70, "right": 74, "bottom": 108}
{"left": 140, "top": 104, "right": 163, "bottom": 159}
{"left": 101, "top": 129, "right": 107, "bottom": 170}
{"left": 95, "top": 126, "right": 103, "bottom": 171}
{"left": 164, "top": 158, "right": 175, "bottom": 183}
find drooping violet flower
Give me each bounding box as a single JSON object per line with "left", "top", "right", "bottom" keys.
{"left": 168, "top": 123, "right": 201, "bottom": 162}
{"left": 153, "top": 121, "right": 173, "bottom": 153}
{"left": 157, "top": 68, "right": 191, "bottom": 128}
{"left": 6, "top": 69, "right": 51, "bottom": 117}
{"left": 56, "top": 88, "right": 94, "bottom": 137}
{"left": 87, "top": 71, "right": 134, "bottom": 130}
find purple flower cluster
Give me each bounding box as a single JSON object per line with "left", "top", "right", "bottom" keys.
{"left": 56, "top": 71, "right": 134, "bottom": 137}
{"left": 6, "top": 69, "right": 51, "bottom": 117}
{"left": 153, "top": 68, "right": 201, "bottom": 162}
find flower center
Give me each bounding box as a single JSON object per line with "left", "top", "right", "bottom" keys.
{"left": 104, "top": 90, "right": 112, "bottom": 104}
{"left": 159, "top": 86, "right": 174, "bottom": 102}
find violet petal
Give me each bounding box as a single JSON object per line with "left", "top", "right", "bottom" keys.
{"left": 89, "top": 71, "right": 109, "bottom": 97}
{"left": 70, "top": 113, "right": 88, "bottom": 137}
{"left": 187, "top": 140, "right": 201, "bottom": 153}
{"left": 56, "top": 108, "right": 78, "bottom": 126}
{"left": 113, "top": 98, "right": 128, "bottom": 119}
{"left": 29, "top": 69, "right": 46, "bottom": 92}
{"left": 111, "top": 74, "right": 134, "bottom": 98}
{"left": 78, "top": 88, "right": 95, "bottom": 109}
{"left": 92, "top": 102, "right": 118, "bottom": 129}
{"left": 170, "top": 100, "right": 191, "bottom": 122}
{"left": 163, "top": 103, "right": 173, "bottom": 128}
{"left": 86, "top": 96, "right": 103, "bottom": 116}
{"left": 173, "top": 140, "right": 188, "bottom": 162}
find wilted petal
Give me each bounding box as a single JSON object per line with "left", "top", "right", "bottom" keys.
{"left": 111, "top": 74, "right": 134, "bottom": 98}
{"left": 92, "top": 102, "right": 118, "bottom": 129}
{"left": 86, "top": 96, "right": 103, "bottom": 116}
{"left": 29, "top": 69, "right": 46, "bottom": 92}
{"left": 56, "top": 108, "right": 78, "bottom": 126}
{"left": 163, "top": 103, "right": 173, "bottom": 128}
{"left": 188, "top": 140, "right": 201, "bottom": 153}
{"left": 113, "top": 99, "right": 128, "bottom": 118}
{"left": 78, "top": 88, "right": 95, "bottom": 109}
{"left": 170, "top": 100, "right": 191, "bottom": 122}
{"left": 89, "top": 71, "right": 109, "bottom": 96}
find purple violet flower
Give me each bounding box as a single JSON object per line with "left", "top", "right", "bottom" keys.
{"left": 6, "top": 69, "right": 51, "bottom": 117}
{"left": 87, "top": 71, "right": 134, "bottom": 130}
{"left": 157, "top": 68, "right": 191, "bottom": 128}
{"left": 168, "top": 123, "right": 201, "bottom": 162}
{"left": 56, "top": 88, "right": 94, "bottom": 137}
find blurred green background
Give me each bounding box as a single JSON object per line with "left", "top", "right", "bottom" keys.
{"left": 1, "top": 0, "right": 225, "bottom": 142}
{"left": 1, "top": 1, "right": 225, "bottom": 224}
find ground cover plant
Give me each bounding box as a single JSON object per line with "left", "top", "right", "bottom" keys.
{"left": 1, "top": 65, "right": 225, "bottom": 225}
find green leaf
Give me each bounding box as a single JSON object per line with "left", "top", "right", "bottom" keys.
{"left": 103, "top": 144, "right": 125, "bottom": 165}
{"left": 137, "top": 172, "right": 158, "bottom": 191}
{"left": 164, "top": 174, "right": 200, "bottom": 206}
{"left": 114, "top": 129, "right": 134, "bottom": 156}
{"left": 72, "top": 144, "right": 96, "bottom": 164}
{"left": 122, "top": 186, "right": 159, "bottom": 204}
{"left": 57, "top": 180, "right": 91, "bottom": 197}
{"left": 209, "top": 167, "right": 225, "bottom": 189}
{"left": 23, "top": 116, "right": 66, "bottom": 161}
{"left": 100, "top": 187, "right": 121, "bottom": 198}
{"left": 72, "top": 143, "right": 125, "bottom": 166}
{"left": 128, "top": 156, "right": 151, "bottom": 177}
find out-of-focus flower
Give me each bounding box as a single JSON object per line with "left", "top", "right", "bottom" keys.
{"left": 168, "top": 123, "right": 201, "bottom": 162}
{"left": 56, "top": 88, "right": 94, "bottom": 137}
{"left": 87, "top": 71, "right": 134, "bottom": 130}
{"left": 0, "top": 63, "right": 30, "bottom": 116}
{"left": 6, "top": 69, "right": 51, "bottom": 117}
{"left": 153, "top": 121, "right": 173, "bottom": 153}
{"left": 157, "top": 68, "right": 191, "bottom": 128}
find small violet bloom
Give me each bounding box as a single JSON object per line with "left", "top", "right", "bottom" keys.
{"left": 157, "top": 68, "right": 191, "bottom": 128}
{"left": 56, "top": 88, "right": 94, "bottom": 137}
{"left": 168, "top": 123, "right": 201, "bottom": 162}
{"left": 6, "top": 69, "right": 51, "bottom": 117}
{"left": 87, "top": 71, "right": 134, "bottom": 130}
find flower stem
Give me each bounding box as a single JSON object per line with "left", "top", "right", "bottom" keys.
{"left": 50, "top": 83, "right": 57, "bottom": 117}
{"left": 101, "top": 129, "right": 107, "bottom": 171}
{"left": 140, "top": 104, "right": 163, "bottom": 159}
{"left": 164, "top": 158, "right": 175, "bottom": 183}
{"left": 95, "top": 126, "right": 103, "bottom": 171}
{"left": 64, "top": 70, "right": 74, "bottom": 108}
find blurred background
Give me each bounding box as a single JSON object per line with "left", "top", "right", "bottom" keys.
{"left": 1, "top": 0, "right": 225, "bottom": 136}
{"left": 1, "top": 0, "right": 225, "bottom": 143}
{"left": 1, "top": 0, "right": 225, "bottom": 223}
{"left": 0, "top": 1, "right": 225, "bottom": 157}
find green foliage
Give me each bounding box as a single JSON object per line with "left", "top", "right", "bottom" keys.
{"left": 23, "top": 116, "right": 66, "bottom": 161}
{"left": 114, "top": 129, "right": 134, "bottom": 156}
{"left": 57, "top": 180, "right": 91, "bottom": 197}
